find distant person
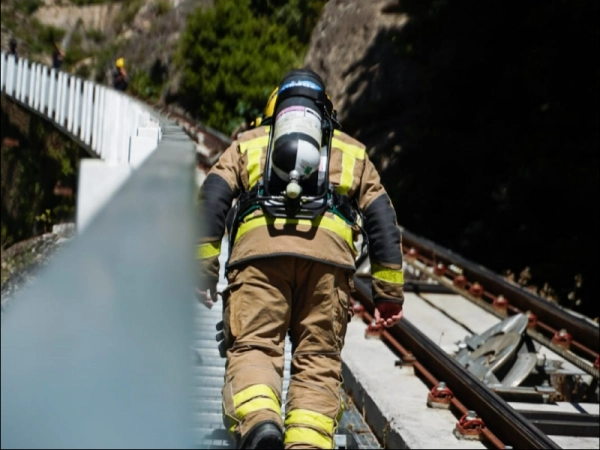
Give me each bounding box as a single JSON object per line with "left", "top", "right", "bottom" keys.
{"left": 112, "top": 57, "right": 128, "bottom": 92}
{"left": 52, "top": 43, "right": 64, "bottom": 70}
{"left": 8, "top": 38, "right": 18, "bottom": 60}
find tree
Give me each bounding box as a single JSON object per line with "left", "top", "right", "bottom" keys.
{"left": 177, "top": 0, "right": 306, "bottom": 133}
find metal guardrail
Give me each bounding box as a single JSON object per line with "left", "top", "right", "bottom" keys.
{"left": 1, "top": 54, "right": 200, "bottom": 448}
{"left": 1, "top": 121, "right": 199, "bottom": 449}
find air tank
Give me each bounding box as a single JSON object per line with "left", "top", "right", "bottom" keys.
{"left": 270, "top": 70, "right": 325, "bottom": 184}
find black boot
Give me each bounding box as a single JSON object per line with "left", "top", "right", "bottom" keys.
{"left": 239, "top": 421, "right": 284, "bottom": 449}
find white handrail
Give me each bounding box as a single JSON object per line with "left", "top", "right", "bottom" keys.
{"left": 1, "top": 52, "right": 160, "bottom": 164}
{"left": 1, "top": 52, "right": 164, "bottom": 231}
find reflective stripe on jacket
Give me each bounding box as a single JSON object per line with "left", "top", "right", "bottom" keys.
{"left": 198, "top": 126, "right": 404, "bottom": 304}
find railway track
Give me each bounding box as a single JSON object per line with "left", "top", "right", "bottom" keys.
{"left": 400, "top": 228, "right": 599, "bottom": 379}
{"left": 349, "top": 234, "right": 598, "bottom": 449}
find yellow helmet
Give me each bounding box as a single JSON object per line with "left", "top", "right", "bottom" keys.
{"left": 264, "top": 87, "right": 278, "bottom": 118}
{"left": 115, "top": 57, "right": 125, "bottom": 69}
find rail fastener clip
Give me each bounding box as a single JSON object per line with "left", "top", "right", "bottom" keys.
{"left": 364, "top": 319, "right": 383, "bottom": 340}
{"left": 426, "top": 381, "right": 454, "bottom": 409}
{"left": 526, "top": 311, "right": 538, "bottom": 329}
{"left": 492, "top": 295, "right": 509, "bottom": 312}
{"left": 454, "top": 411, "right": 486, "bottom": 441}
{"left": 469, "top": 282, "right": 484, "bottom": 298}
{"left": 453, "top": 275, "right": 467, "bottom": 289}
{"left": 434, "top": 263, "right": 446, "bottom": 276}
{"left": 551, "top": 329, "right": 572, "bottom": 350}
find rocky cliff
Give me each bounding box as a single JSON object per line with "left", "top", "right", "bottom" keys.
{"left": 1, "top": 0, "right": 210, "bottom": 102}
{"left": 305, "top": 0, "right": 599, "bottom": 316}
{"left": 304, "top": 0, "right": 416, "bottom": 169}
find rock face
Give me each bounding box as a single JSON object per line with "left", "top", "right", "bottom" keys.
{"left": 3, "top": 0, "right": 210, "bottom": 97}
{"left": 33, "top": 2, "right": 122, "bottom": 33}
{"left": 304, "top": 0, "right": 419, "bottom": 165}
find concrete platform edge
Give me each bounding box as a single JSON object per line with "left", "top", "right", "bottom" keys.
{"left": 342, "top": 361, "right": 407, "bottom": 449}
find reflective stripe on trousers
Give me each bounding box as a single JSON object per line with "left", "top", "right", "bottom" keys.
{"left": 223, "top": 384, "right": 282, "bottom": 434}
{"left": 284, "top": 405, "right": 345, "bottom": 449}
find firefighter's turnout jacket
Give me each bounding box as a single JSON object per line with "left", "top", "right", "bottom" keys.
{"left": 198, "top": 125, "right": 405, "bottom": 306}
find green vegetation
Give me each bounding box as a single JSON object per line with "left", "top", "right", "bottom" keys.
{"left": 70, "top": 0, "right": 121, "bottom": 4}
{"left": 128, "top": 65, "right": 166, "bottom": 103}
{"left": 177, "top": 0, "right": 327, "bottom": 133}
{"left": 91, "top": 41, "right": 124, "bottom": 82}
{"left": 4, "top": 16, "right": 66, "bottom": 58}
{"left": 62, "top": 30, "right": 90, "bottom": 68}
{"left": 14, "top": 0, "right": 43, "bottom": 15}
{"left": 114, "top": 0, "right": 144, "bottom": 32}
{"left": 37, "top": 23, "right": 67, "bottom": 48}
{"left": 85, "top": 28, "right": 106, "bottom": 44}
{"left": 1, "top": 99, "right": 85, "bottom": 250}
{"left": 154, "top": 0, "right": 172, "bottom": 16}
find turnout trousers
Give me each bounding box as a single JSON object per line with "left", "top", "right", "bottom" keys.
{"left": 221, "top": 255, "right": 353, "bottom": 449}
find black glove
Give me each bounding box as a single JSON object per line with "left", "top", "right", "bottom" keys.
{"left": 216, "top": 320, "right": 226, "bottom": 358}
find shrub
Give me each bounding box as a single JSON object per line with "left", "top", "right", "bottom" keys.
{"left": 176, "top": 0, "right": 316, "bottom": 133}
{"left": 155, "top": 0, "right": 172, "bottom": 16}
{"left": 15, "top": 0, "right": 43, "bottom": 15}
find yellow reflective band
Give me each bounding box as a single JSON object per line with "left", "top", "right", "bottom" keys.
{"left": 336, "top": 399, "right": 345, "bottom": 423}
{"left": 239, "top": 135, "right": 268, "bottom": 189}
{"left": 239, "top": 136, "right": 269, "bottom": 154}
{"left": 372, "top": 263, "right": 404, "bottom": 284}
{"left": 235, "top": 397, "right": 280, "bottom": 420}
{"left": 332, "top": 136, "right": 366, "bottom": 160}
{"left": 233, "top": 384, "right": 279, "bottom": 408}
{"left": 339, "top": 151, "right": 355, "bottom": 195}
{"left": 197, "top": 241, "right": 221, "bottom": 259}
{"left": 232, "top": 384, "right": 280, "bottom": 422}
{"left": 235, "top": 214, "right": 354, "bottom": 249}
{"left": 332, "top": 137, "right": 365, "bottom": 195}
{"left": 285, "top": 409, "right": 334, "bottom": 434}
{"left": 284, "top": 427, "right": 332, "bottom": 449}
{"left": 222, "top": 408, "right": 237, "bottom": 434}
{"left": 247, "top": 146, "right": 262, "bottom": 188}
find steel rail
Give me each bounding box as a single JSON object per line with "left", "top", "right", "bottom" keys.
{"left": 517, "top": 411, "right": 599, "bottom": 438}
{"left": 401, "top": 228, "right": 599, "bottom": 371}
{"left": 352, "top": 275, "right": 560, "bottom": 450}
{"left": 357, "top": 307, "right": 505, "bottom": 449}
{"left": 403, "top": 254, "right": 600, "bottom": 378}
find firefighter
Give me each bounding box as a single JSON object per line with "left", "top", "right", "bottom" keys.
{"left": 112, "top": 57, "right": 128, "bottom": 91}
{"left": 52, "top": 42, "right": 64, "bottom": 70}
{"left": 8, "top": 37, "right": 18, "bottom": 60}
{"left": 197, "top": 69, "right": 404, "bottom": 449}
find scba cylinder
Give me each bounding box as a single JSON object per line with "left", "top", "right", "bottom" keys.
{"left": 271, "top": 71, "right": 325, "bottom": 182}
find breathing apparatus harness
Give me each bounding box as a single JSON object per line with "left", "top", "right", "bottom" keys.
{"left": 226, "top": 75, "right": 368, "bottom": 259}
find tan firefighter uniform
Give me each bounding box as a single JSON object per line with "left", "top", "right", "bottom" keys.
{"left": 198, "top": 125, "right": 404, "bottom": 448}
